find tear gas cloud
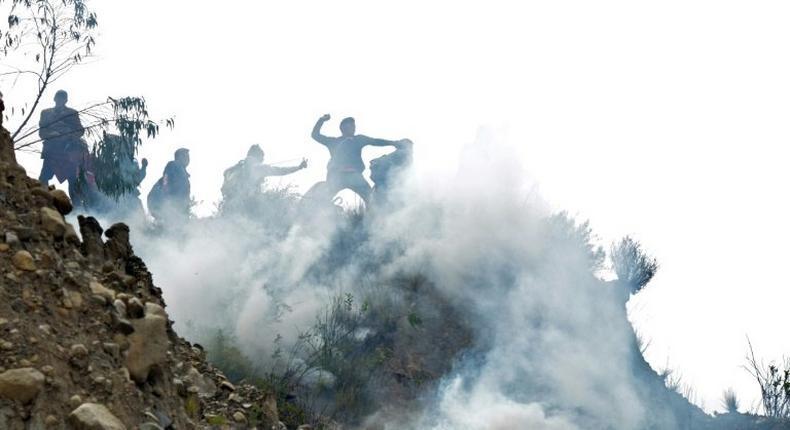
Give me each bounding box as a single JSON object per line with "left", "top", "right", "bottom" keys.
{"left": 126, "top": 131, "right": 673, "bottom": 429}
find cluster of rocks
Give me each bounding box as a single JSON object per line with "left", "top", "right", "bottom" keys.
{"left": 0, "top": 127, "right": 305, "bottom": 428}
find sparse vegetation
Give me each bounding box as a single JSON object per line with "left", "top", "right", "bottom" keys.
{"left": 746, "top": 339, "right": 790, "bottom": 419}
{"left": 611, "top": 235, "right": 659, "bottom": 293}
{"left": 722, "top": 388, "right": 740, "bottom": 414}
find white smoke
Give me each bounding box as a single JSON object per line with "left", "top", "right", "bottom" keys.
{"left": 119, "top": 129, "right": 670, "bottom": 429}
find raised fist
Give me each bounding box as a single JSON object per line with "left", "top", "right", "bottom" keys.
{"left": 141, "top": 158, "right": 148, "bottom": 168}
{"left": 299, "top": 158, "right": 308, "bottom": 169}
{"left": 320, "top": 114, "right": 331, "bottom": 122}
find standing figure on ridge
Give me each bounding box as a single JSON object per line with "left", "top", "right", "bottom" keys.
{"left": 147, "top": 148, "right": 191, "bottom": 225}
{"left": 106, "top": 135, "right": 149, "bottom": 220}
{"left": 220, "top": 144, "right": 307, "bottom": 214}
{"left": 38, "top": 90, "right": 96, "bottom": 204}
{"left": 309, "top": 114, "right": 411, "bottom": 206}
{"left": 0, "top": 90, "right": 5, "bottom": 127}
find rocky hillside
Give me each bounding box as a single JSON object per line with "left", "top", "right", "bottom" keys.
{"left": 0, "top": 129, "right": 304, "bottom": 429}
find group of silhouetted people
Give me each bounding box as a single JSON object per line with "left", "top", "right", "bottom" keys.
{"left": 16, "top": 89, "right": 413, "bottom": 225}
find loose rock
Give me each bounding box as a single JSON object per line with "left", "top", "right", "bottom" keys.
{"left": 50, "top": 189, "right": 73, "bottom": 215}
{"left": 0, "top": 367, "right": 45, "bottom": 403}
{"left": 40, "top": 207, "right": 66, "bottom": 238}
{"left": 11, "top": 250, "right": 35, "bottom": 271}
{"left": 68, "top": 403, "right": 127, "bottom": 430}
{"left": 89, "top": 281, "right": 116, "bottom": 303}
{"left": 125, "top": 314, "right": 169, "bottom": 383}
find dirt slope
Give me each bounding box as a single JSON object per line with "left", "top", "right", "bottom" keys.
{"left": 0, "top": 127, "right": 290, "bottom": 429}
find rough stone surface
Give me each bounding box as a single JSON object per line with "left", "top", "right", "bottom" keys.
{"left": 0, "top": 128, "right": 290, "bottom": 429}
{"left": 125, "top": 314, "right": 169, "bottom": 383}
{"left": 39, "top": 206, "right": 66, "bottom": 237}
{"left": 50, "top": 189, "right": 73, "bottom": 215}
{"left": 144, "top": 302, "right": 167, "bottom": 318}
{"left": 89, "top": 281, "right": 116, "bottom": 303}
{"left": 0, "top": 368, "right": 45, "bottom": 403}
{"left": 11, "top": 250, "right": 35, "bottom": 271}
{"left": 68, "top": 403, "right": 127, "bottom": 430}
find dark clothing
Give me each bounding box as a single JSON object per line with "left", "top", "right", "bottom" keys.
{"left": 311, "top": 118, "right": 403, "bottom": 206}
{"left": 119, "top": 157, "right": 147, "bottom": 196}
{"left": 39, "top": 106, "right": 84, "bottom": 154}
{"left": 313, "top": 135, "right": 385, "bottom": 174}
{"left": 370, "top": 142, "right": 413, "bottom": 191}
{"left": 108, "top": 157, "right": 147, "bottom": 219}
{"left": 163, "top": 161, "right": 190, "bottom": 201}
{"left": 38, "top": 106, "right": 86, "bottom": 183}
{"left": 0, "top": 97, "right": 5, "bottom": 127}
{"left": 147, "top": 161, "right": 190, "bottom": 222}
{"left": 39, "top": 140, "right": 92, "bottom": 183}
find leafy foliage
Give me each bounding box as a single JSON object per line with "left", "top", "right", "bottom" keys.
{"left": 1, "top": 0, "right": 97, "bottom": 140}
{"left": 88, "top": 97, "right": 173, "bottom": 199}
{"left": 204, "top": 329, "right": 257, "bottom": 383}
{"left": 611, "top": 236, "right": 658, "bottom": 293}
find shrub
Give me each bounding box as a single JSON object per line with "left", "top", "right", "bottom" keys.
{"left": 746, "top": 340, "right": 790, "bottom": 419}
{"left": 721, "top": 388, "right": 740, "bottom": 414}
{"left": 611, "top": 236, "right": 658, "bottom": 293}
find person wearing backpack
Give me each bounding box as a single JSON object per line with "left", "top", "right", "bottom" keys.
{"left": 147, "top": 148, "right": 192, "bottom": 224}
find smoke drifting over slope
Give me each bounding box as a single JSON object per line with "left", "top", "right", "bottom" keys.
{"left": 129, "top": 133, "right": 683, "bottom": 429}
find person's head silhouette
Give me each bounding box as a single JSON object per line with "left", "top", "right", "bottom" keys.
{"left": 246, "top": 144, "right": 264, "bottom": 163}
{"left": 340, "top": 117, "right": 356, "bottom": 137}
{"left": 54, "top": 90, "right": 68, "bottom": 107}
{"left": 174, "top": 148, "right": 190, "bottom": 167}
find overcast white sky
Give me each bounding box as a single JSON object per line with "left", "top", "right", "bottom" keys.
{"left": 4, "top": 0, "right": 790, "bottom": 413}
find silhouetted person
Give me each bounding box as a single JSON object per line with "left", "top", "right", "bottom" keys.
{"left": 221, "top": 144, "right": 307, "bottom": 212}
{"left": 147, "top": 148, "right": 191, "bottom": 224}
{"left": 106, "top": 137, "right": 148, "bottom": 219}
{"left": 0, "top": 91, "right": 5, "bottom": 128}
{"left": 311, "top": 114, "right": 410, "bottom": 205}
{"left": 370, "top": 138, "right": 413, "bottom": 205}
{"left": 38, "top": 90, "right": 88, "bottom": 197}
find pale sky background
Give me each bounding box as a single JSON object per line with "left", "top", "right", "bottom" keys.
{"left": 3, "top": 0, "right": 790, "bottom": 413}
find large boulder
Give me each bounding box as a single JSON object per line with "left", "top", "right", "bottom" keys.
{"left": 68, "top": 403, "right": 126, "bottom": 430}
{"left": 0, "top": 367, "right": 45, "bottom": 404}
{"left": 89, "top": 281, "right": 116, "bottom": 303}
{"left": 50, "top": 189, "right": 73, "bottom": 215}
{"left": 124, "top": 314, "right": 169, "bottom": 383}
{"left": 40, "top": 206, "right": 66, "bottom": 238}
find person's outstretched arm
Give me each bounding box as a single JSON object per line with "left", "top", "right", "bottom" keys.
{"left": 360, "top": 136, "right": 411, "bottom": 148}
{"left": 312, "top": 114, "right": 332, "bottom": 146}
{"left": 262, "top": 159, "right": 308, "bottom": 177}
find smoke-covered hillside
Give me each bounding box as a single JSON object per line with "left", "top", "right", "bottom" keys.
{"left": 124, "top": 135, "right": 784, "bottom": 429}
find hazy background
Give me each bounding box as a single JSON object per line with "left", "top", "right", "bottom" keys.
{"left": 5, "top": 0, "right": 790, "bottom": 412}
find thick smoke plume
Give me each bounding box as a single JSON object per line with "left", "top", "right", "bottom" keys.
{"left": 120, "top": 132, "right": 672, "bottom": 429}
